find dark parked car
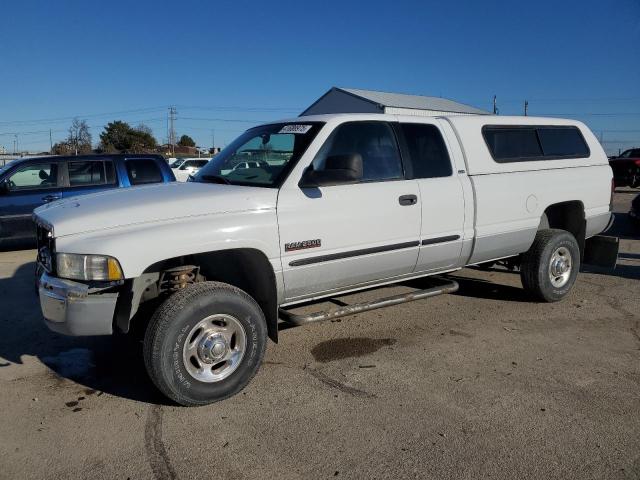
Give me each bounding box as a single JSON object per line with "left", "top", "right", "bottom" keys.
{"left": 0, "top": 154, "right": 175, "bottom": 246}
{"left": 609, "top": 148, "right": 640, "bottom": 188}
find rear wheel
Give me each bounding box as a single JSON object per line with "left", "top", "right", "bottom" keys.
{"left": 520, "top": 229, "right": 580, "bottom": 302}
{"left": 143, "top": 281, "right": 267, "bottom": 406}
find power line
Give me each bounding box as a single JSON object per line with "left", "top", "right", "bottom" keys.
{"left": 177, "top": 104, "right": 300, "bottom": 113}
{"left": 180, "top": 116, "right": 280, "bottom": 123}
{"left": 0, "top": 106, "right": 168, "bottom": 127}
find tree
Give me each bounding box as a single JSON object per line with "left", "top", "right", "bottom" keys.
{"left": 68, "top": 118, "right": 92, "bottom": 154}
{"left": 99, "top": 121, "right": 132, "bottom": 152}
{"left": 52, "top": 118, "right": 92, "bottom": 154}
{"left": 51, "top": 141, "right": 72, "bottom": 155}
{"left": 178, "top": 134, "right": 195, "bottom": 147}
{"left": 130, "top": 124, "right": 157, "bottom": 152}
{"left": 99, "top": 121, "right": 157, "bottom": 153}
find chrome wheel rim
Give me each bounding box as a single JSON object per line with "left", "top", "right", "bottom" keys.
{"left": 182, "top": 314, "right": 247, "bottom": 383}
{"left": 549, "top": 246, "right": 572, "bottom": 288}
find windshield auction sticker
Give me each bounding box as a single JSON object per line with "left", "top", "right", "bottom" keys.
{"left": 279, "top": 124, "right": 312, "bottom": 134}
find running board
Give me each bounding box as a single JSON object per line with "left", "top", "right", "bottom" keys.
{"left": 279, "top": 277, "right": 459, "bottom": 326}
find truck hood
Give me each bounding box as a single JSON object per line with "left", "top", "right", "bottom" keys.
{"left": 34, "top": 182, "right": 278, "bottom": 237}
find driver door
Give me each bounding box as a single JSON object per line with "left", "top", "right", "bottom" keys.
{"left": 277, "top": 121, "right": 421, "bottom": 302}
{"left": 0, "top": 161, "right": 63, "bottom": 242}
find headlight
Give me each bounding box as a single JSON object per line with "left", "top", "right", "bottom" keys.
{"left": 56, "top": 253, "right": 124, "bottom": 281}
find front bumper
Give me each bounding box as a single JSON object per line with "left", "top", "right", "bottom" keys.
{"left": 39, "top": 272, "right": 118, "bottom": 336}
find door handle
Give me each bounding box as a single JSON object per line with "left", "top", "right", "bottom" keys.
{"left": 398, "top": 194, "right": 418, "bottom": 206}
{"left": 42, "top": 194, "right": 61, "bottom": 203}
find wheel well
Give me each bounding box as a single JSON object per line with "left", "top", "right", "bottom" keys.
{"left": 539, "top": 201, "right": 586, "bottom": 257}
{"left": 124, "top": 249, "right": 279, "bottom": 343}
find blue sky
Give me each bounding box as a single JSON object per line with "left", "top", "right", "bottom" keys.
{"left": 1, "top": 0, "right": 638, "bottom": 154}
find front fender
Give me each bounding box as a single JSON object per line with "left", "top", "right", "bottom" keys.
{"left": 54, "top": 209, "right": 282, "bottom": 278}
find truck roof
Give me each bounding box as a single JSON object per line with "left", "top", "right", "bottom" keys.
{"left": 264, "top": 112, "right": 588, "bottom": 126}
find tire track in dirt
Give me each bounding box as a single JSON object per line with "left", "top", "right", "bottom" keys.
{"left": 145, "top": 405, "right": 178, "bottom": 480}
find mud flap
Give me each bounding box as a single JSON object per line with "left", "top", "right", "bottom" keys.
{"left": 583, "top": 235, "right": 619, "bottom": 269}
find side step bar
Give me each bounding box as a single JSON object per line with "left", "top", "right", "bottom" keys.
{"left": 279, "top": 276, "right": 459, "bottom": 326}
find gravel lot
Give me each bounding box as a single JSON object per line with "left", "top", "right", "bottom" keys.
{"left": 0, "top": 192, "right": 638, "bottom": 480}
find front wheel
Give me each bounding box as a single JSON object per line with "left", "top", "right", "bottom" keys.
{"left": 520, "top": 229, "right": 580, "bottom": 302}
{"left": 143, "top": 282, "right": 267, "bottom": 406}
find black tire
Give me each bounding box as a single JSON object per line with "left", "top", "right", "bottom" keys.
{"left": 143, "top": 281, "right": 267, "bottom": 406}
{"left": 520, "top": 229, "right": 580, "bottom": 302}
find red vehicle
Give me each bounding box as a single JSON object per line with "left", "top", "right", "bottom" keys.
{"left": 609, "top": 148, "right": 640, "bottom": 188}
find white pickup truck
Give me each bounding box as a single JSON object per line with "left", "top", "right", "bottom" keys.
{"left": 34, "top": 113, "right": 618, "bottom": 406}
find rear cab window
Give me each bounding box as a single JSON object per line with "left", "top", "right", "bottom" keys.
{"left": 483, "top": 125, "right": 590, "bottom": 162}
{"left": 125, "top": 158, "right": 163, "bottom": 185}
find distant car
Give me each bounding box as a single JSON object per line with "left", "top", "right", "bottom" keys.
{"left": 609, "top": 148, "right": 640, "bottom": 188}
{"left": 0, "top": 154, "right": 175, "bottom": 246}
{"left": 173, "top": 158, "right": 210, "bottom": 182}
{"left": 630, "top": 194, "right": 640, "bottom": 223}
{"left": 231, "top": 160, "right": 270, "bottom": 171}
{"left": 169, "top": 158, "right": 184, "bottom": 168}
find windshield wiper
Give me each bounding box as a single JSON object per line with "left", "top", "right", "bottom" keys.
{"left": 199, "top": 175, "right": 231, "bottom": 185}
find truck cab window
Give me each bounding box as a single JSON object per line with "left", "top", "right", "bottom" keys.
{"left": 313, "top": 122, "right": 403, "bottom": 182}
{"left": 400, "top": 123, "right": 452, "bottom": 178}
{"left": 7, "top": 163, "right": 59, "bottom": 190}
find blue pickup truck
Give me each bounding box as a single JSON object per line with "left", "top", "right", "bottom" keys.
{"left": 0, "top": 154, "right": 175, "bottom": 247}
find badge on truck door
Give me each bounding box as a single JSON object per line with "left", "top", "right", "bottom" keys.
{"left": 285, "top": 239, "right": 321, "bottom": 252}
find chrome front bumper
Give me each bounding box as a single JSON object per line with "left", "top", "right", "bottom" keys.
{"left": 39, "top": 273, "right": 118, "bottom": 336}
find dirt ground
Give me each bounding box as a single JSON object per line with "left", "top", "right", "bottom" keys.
{"left": 0, "top": 191, "right": 638, "bottom": 480}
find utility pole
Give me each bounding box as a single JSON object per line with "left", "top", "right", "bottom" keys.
{"left": 168, "top": 106, "right": 177, "bottom": 156}
{"left": 49, "top": 129, "right": 53, "bottom": 153}
{"left": 211, "top": 129, "right": 215, "bottom": 152}
{"left": 13, "top": 135, "right": 17, "bottom": 154}
{"left": 492, "top": 95, "right": 498, "bottom": 115}
{"left": 524, "top": 100, "right": 529, "bottom": 116}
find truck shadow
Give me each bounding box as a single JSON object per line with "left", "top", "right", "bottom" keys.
{"left": 446, "top": 276, "right": 531, "bottom": 302}
{"left": 609, "top": 212, "right": 638, "bottom": 241}
{"left": 582, "top": 263, "right": 640, "bottom": 281}
{"left": 0, "top": 261, "right": 169, "bottom": 405}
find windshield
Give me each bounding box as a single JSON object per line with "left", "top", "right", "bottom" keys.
{"left": 170, "top": 159, "right": 185, "bottom": 168}
{"left": 193, "top": 122, "right": 324, "bottom": 187}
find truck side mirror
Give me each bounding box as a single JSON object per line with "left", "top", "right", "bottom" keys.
{"left": 0, "top": 179, "right": 9, "bottom": 195}
{"left": 299, "top": 153, "right": 363, "bottom": 188}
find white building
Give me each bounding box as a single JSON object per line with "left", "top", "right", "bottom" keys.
{"left": 301, "top": 87, "right": 491, "bottom": 117}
